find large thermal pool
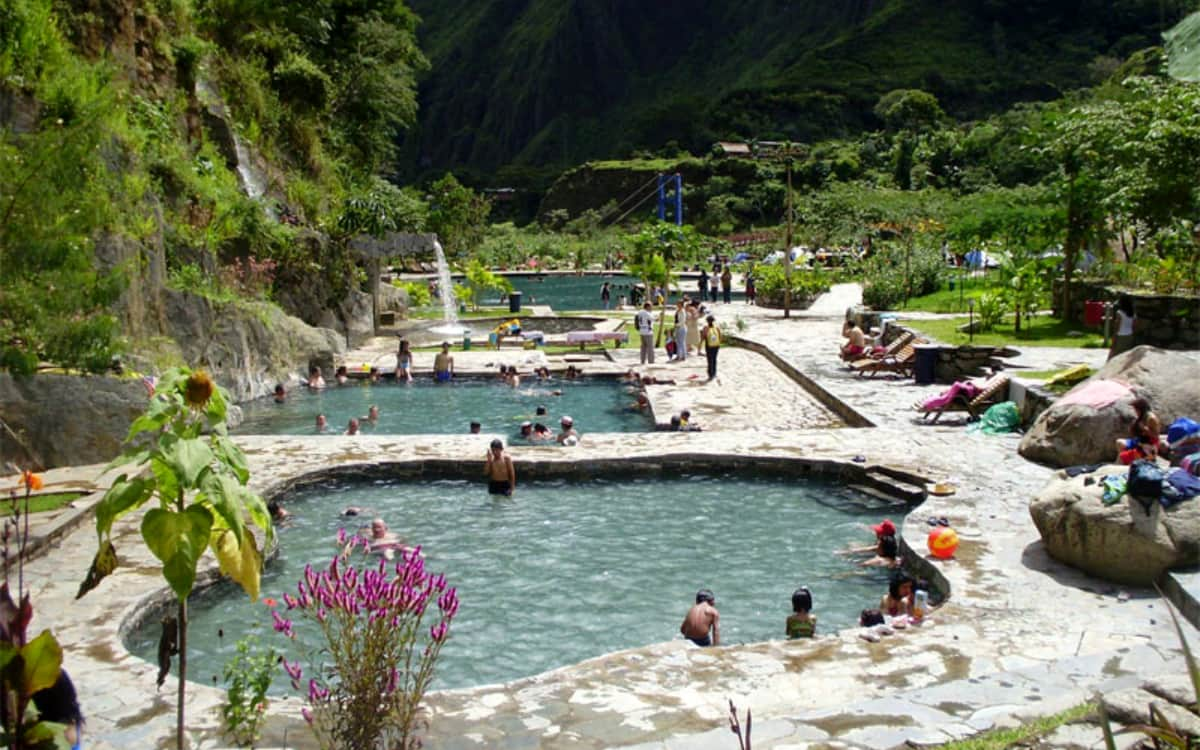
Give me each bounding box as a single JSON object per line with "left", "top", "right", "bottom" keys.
{"left": 235, "top": 378, "right": 652, "bottom": 436}
{"left": 126, "top": 473, "right": 909, "bottom": 690}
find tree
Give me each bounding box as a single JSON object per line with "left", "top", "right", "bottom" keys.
{"left": 426, "top": 174, "right": 491, "bottom": 260}
{"left": 458, "top": 259, "right": 512, "bottom": 311}
{"left": 874, "top": 89, "right": 945, "bottom": 133}
{"left": 78, "top": 369, "right": 271, "bottom": 750}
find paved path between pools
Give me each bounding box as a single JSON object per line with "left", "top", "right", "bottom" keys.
{"left": 8, "top": 284, "right": 1193, "bottom": 749}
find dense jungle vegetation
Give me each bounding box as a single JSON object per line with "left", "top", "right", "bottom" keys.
{"left": 3, "top": 0, "right": 1200, "bottom": 375}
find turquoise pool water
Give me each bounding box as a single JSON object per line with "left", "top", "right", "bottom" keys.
{"left": 126, "top": 475, "right": 907, "bottom": 690}
{"left": 235, "top": 378, "right": 651, "bottom": 436}
{"left": 496, "top": 273, "right": 742, "bottom": 311}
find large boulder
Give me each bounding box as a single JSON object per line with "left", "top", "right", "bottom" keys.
{"left": 1029, "top": 468, "right": 1200, "bottom": 585}
{"left": 1019, "top": 347, "right": 1200, "bottom": 467}
{"left": 161, "top": 290, "right": 344, "bottom": 402}
{"left": 0, "top": 374, "right": 146, "bottom": 469}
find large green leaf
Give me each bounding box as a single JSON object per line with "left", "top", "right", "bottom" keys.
{"left": 150, "top": 456, "right": 181, "bottom": 504}
{"left": 205, "top": 386, "right": 228, "bottom": 424}
{"left": 213, "top": 435, "right": 250, "bottom": 484}
{"left": 20, "top": 630, "right": 62, "bottom": 696}
{"left": 198, "top": 473, "right": 244, "bottom": 543}
{"left": 124, "top": 395, "right": 172, "bottom": 442}
{"left": 95, "top": 475, "right": 154, "bottom": 537}
{"left": 161, "top": 436, "right": 214, "bottom": 489}
{"left": 240, "top": 487, "right": 271, "bottom": 539}
{"left": 141, "top": 506, "right": 213, "bottom": 599}
{"left": 105, "top": 448, "right": 151, "bottom": 473}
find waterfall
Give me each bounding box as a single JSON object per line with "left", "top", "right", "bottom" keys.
{"left": 231, "top": 133, "right": 269, "bottom": 204}
{"left": 430, "top": 239, "right": 466, "bottom": 335}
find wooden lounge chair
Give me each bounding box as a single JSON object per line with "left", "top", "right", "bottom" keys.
{"left": 841, "top": 330, "right": 913, "bottom": 363}
{"left": 850, "top": 344, "right": 916, "bottom": 378}
{"left": 919, "top": 373, "right": 1011, "bottom": 423}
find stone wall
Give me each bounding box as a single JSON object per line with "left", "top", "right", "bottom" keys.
{"left": 1056, "top": 281, "right": 1200, "bottom": 350}
{"left": 0, "top": 374, "right": 146, "bottom": 469}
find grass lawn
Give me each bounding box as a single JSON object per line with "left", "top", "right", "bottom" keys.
{"left": 2, "top": 491, "right": 83, "bottom": 515}
{"left": 901, "top": 282, "right": 1004, "bottom": 314}
{"left": 404, "top": 307, "right": 513, "bottom": 320}
{"left": 937, "top": 702, "right": 1095, "bottom": 750}
{"left": 905, "top": 316, "right": 1106, "bottom": 348}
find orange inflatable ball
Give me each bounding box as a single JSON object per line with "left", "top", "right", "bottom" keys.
{"left": 927, "top": 526, "right": 959, "bottom": 559}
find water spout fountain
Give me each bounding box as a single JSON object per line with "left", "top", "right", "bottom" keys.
{"left": 429, "top": 239, "right": 467, "bottom": 337}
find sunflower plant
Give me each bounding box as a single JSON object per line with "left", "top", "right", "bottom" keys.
{"left": 77, "top": 367, "right": 272, "bottom": 750}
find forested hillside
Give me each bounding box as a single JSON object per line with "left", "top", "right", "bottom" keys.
{"left": 400, "top": 0, "right": 1190, "bottom": 179}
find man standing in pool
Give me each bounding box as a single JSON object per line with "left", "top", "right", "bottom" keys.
{"left": 680, "top": 589, "right": 720, "bottom": 647}
{"left": 485, "top": 439, "right": 516, "bottom": 496}
{"left": 434, "top": 342, "right": 454, "bottom": 382}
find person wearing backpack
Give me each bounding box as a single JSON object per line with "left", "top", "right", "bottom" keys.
{"left": 702, "top": 315, "right": 722, "bottom": 381}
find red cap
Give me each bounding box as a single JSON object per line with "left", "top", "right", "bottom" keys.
{"left": 873, "top": 519, "right": 897, "bottom": 537}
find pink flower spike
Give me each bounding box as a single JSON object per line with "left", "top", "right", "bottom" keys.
{"left": 301, "top": 707, "right": 313, "bottom": 725}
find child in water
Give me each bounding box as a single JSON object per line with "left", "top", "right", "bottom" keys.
{"left": 786, "top": 586, "right": 817, "bottom": 639}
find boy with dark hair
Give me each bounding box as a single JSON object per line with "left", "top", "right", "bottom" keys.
{"left": 680, "top": 589, "right": 720, "bottom": 647}
{"left": 786, "top": 587, "right": 817, "bottom": 639}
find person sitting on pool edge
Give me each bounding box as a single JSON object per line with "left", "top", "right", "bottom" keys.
{"left": 434, "top": 342, "right": 454, "bottom": 382}
{"left": 680, "top": 409, "right": 702, "bottom": 431}
{"left": 786, "top": 586, "right": 817, "bottom": 639}
{"left": 484, "top": 438, "right": 516, "bottom": 496}
{"left": 680, "top": 589, "right": 720, "bottom": 647}
{"left": 881, "top": 573, "right": 914, "bottom": 617}
{"left": 557, "top": 415, "right": 579, "bottom": 445}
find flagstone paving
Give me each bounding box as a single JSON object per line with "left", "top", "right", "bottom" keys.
{"left": 10, "top": 284, "right": 1194, "bottom": 749}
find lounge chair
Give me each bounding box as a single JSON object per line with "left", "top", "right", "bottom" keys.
{"left": 918, "top": 373, "right": 1011, "bottom": 423}
{"left": 850, "top": 344, "right": 916, "bottom": 378}
{"left": 841, "top": 330, "right": 913, "bottom": 363}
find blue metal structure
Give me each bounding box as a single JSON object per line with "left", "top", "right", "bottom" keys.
{"left": 656, "top": 173, "right": 684, "bottom": 225}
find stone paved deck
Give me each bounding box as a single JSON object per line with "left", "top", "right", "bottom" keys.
{"left": 11, "top": 285, "right": 1193, "bottom": 749}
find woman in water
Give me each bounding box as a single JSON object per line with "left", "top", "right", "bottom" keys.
{"left": 396, "top": 339, "right": 413, "bottom": 383}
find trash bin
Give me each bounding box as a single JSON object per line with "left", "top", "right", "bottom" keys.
{"left": 509, "top": 290, "right": 522, "bottom": 313}
{"left": 1083, "top": 300, "right": 1105, "bottom": 327}
{"left": 914, "top": 344, "right": 939, "bottom": 385}
{"left": 462, "top": 333, "right": 471, "bottom": 351}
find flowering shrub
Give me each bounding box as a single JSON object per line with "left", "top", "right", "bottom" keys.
{"left": 219, "top": 256, "right": 278, "bottom": 300}
{"left": 276, "top": 532, "right": 459, "bottom": 749}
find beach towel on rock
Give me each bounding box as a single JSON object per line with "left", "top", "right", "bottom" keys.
{"left": 1054, "top": 379, "right": 1132, "bottom": 410}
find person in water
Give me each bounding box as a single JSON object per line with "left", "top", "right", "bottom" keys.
{"left": 484, "top": 438, "right": 516, "bottom": 496}
{"left": 680, "top": 589, "right": 720, "bottom": 647}
{"left": 273, "top": 384, "right": 287, "bottom": 403}
{"left": 785, "top": 586, "right": 817, "bottom": 639}
{"left": 366, "top": 518, "right": 407, "bottom": 560}
{"left": 434, "top": 342, "right": 454, "bottom": 382}
{"left": 315, "top": 414, "right": 328, "bottom": 433}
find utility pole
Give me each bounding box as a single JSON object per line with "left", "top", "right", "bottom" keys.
{"left": 784, "top": 157, "right": 794, "bottom": 319}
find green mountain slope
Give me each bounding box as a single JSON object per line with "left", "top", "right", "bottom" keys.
{"left": 402, "top": 0, "right": 1189, "bottom": 176}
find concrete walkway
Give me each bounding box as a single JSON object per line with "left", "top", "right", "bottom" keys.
{"left": 10, "top": 285, "right": 1192, "bottom": 749}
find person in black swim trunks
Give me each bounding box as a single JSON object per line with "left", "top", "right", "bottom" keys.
{"left": 680, "top": 589, "right": 720, "bottom": 647}
{"left": 484, "top": 438, "right": 516, "bottom": 496}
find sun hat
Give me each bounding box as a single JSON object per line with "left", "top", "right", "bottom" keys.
{"left": 872, "top": 519, "right": 897, "bottom": 537}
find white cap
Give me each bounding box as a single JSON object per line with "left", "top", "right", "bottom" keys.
{"left": 561, "top": 415, "right": 574, "bottom": 425}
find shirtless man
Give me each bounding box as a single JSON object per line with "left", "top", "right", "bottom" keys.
{"left": 840, "top": 320, "right": 866, "bottom": 361}
{"left": 434, "top": 342, "right": 454, "bottom": 382}
{"left": 557, "top": 416, "right": 579, "bottom": 445}
{"left": 680, "top": 589, "right": 720, "bottom": 647}
{"left": 367, "top": 518, "right": 406, "bottom": 560}
{"left": 484, "top": 439, "right": 516, "bottom": 496}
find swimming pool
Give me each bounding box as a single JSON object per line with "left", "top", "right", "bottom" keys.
{"left": 235, "top": 378, "right": 651, "bottom": 436}
{"left": 125, "top": 474, "right": 909, "bottom": 690}
{"left": 497, "top": 273, "right": 742, "bottom": 311}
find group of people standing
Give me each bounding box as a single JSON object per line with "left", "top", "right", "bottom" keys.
{"left": 634, "top": 301, "right": 723, "bottom": 380}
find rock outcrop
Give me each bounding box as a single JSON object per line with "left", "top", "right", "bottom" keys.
{"left": 1019, "top": 347, "right": 1200, "bottom": 467}
{"left": 1029, "top": 468, "right": 1200, "bottom": 585}
{"left": 0, "top": 374, "right": 146, "bottom": 469}
{"left": 159, "top": 290, "right": 344, "bottom": 402}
